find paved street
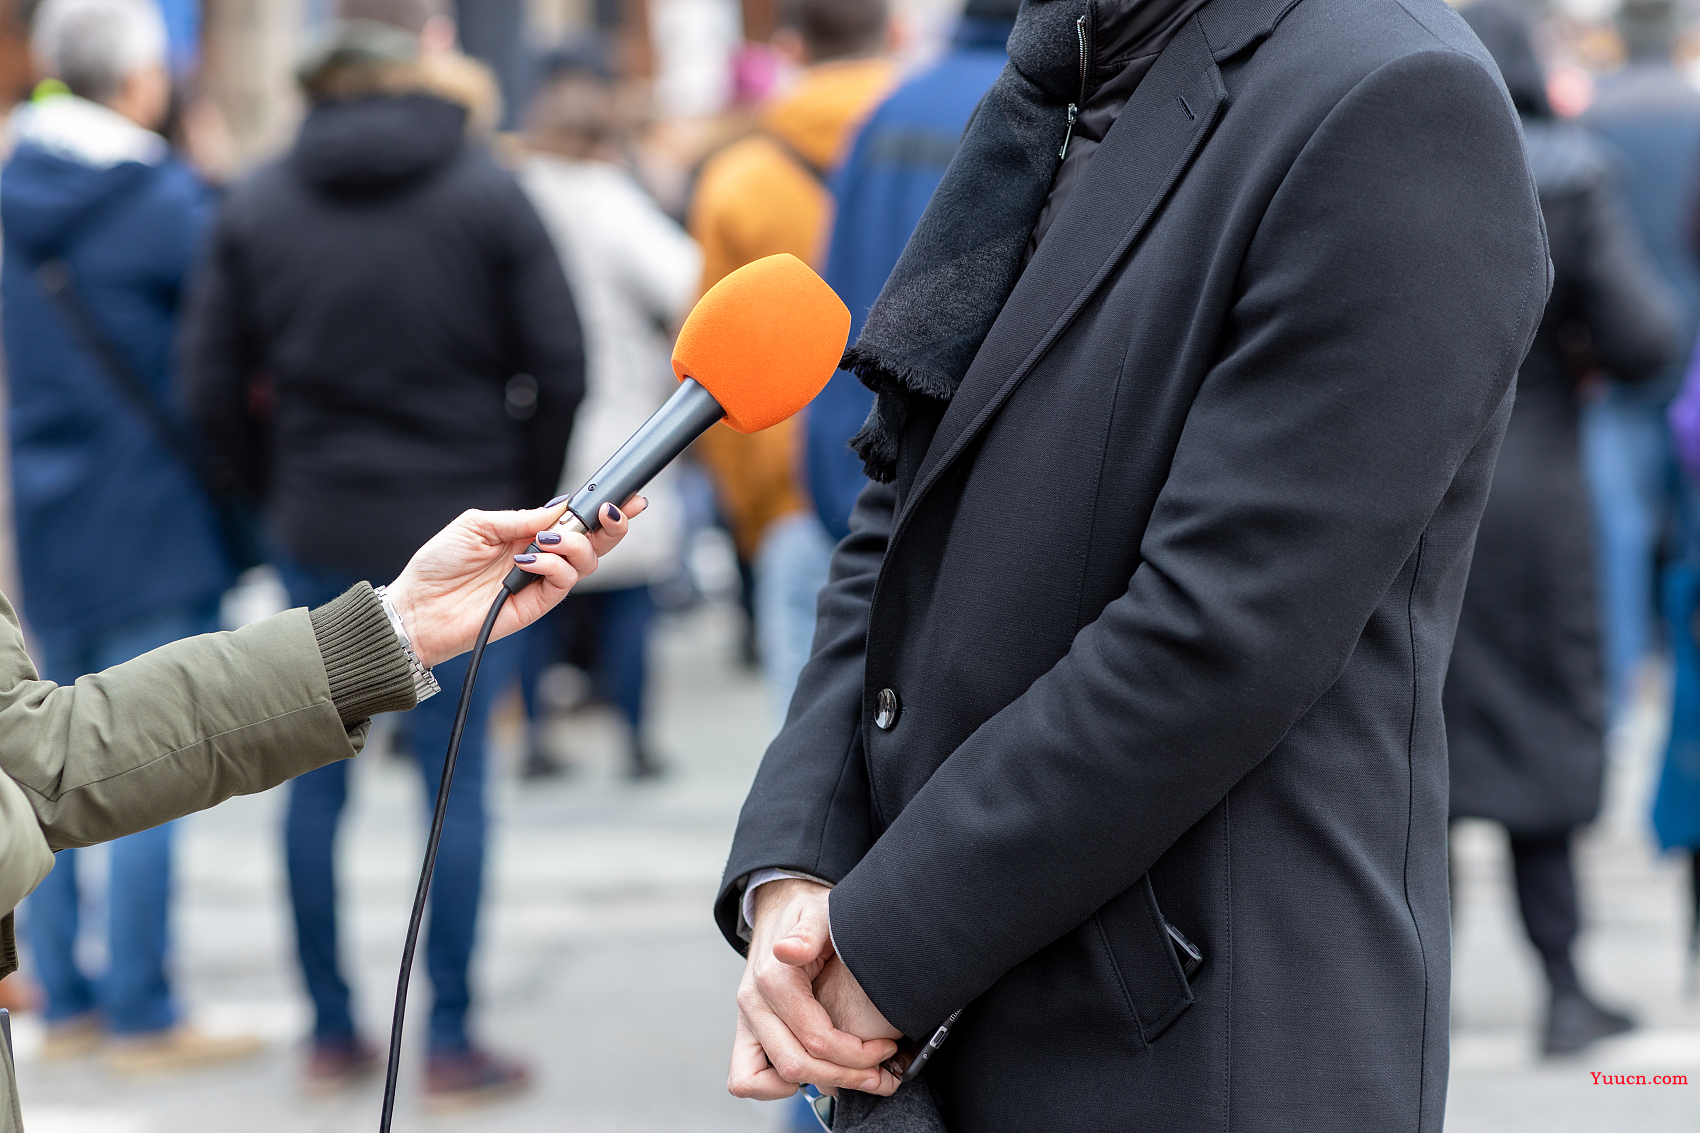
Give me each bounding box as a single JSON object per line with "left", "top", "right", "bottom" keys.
{"left": 7, "top": 595, "right": 1699, "bottom": 1131}
{"left": 1448, "top": 683, "right": 1700, "bottom": 1132}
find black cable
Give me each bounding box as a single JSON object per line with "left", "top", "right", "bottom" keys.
{"left": 378, "top": 587, "right": 511, "bottom": 1133}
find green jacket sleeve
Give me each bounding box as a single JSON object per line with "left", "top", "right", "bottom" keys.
{"left": 0, "top": 584, "right": 415, "bottom": 851}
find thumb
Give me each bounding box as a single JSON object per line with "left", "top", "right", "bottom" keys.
{"left": 483, "top": 499, "right": 575, "bottom": 544}
{"left": 771, "top": 909, "right": 831, "bottom": 968}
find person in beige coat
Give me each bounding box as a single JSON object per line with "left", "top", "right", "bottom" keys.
{"left": 0, "top": 496, "right": 639, "bottom": 1130}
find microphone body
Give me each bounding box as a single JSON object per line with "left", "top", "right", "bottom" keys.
{"left": 500, "top": 252, "right": 849, "bottom": 595}
{"left": 502, "top": 378, "right": 724, "bottom": 592}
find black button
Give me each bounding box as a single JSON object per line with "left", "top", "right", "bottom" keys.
{"left": 875, "top": 688, "right": 900, "bottom": 730}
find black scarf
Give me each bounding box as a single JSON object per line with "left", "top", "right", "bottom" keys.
{"left": 843, "top": 0, "right": 1211, "bottom": 482}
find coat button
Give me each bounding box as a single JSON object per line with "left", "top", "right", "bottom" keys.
{"left": 875, "top": 688, "right": 901, "bottom": 731}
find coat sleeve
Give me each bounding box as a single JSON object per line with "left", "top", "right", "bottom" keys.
{"left": 713, "top": 480, "right": 895, "bottom": 951}
{"left": 614, "top": 182, "right": 701, "bottom": 330}
{"left": 1573, "top": 167, "right": 1679, "bottom": 383}
{"left": 0, "top": 771, "right": 51, "bottom": 915}
{"left": 0, "top": 590, "right": 370, "bottom": 851}
{"left": 823, "top": 51, "right": 1551, "bottom": 1036}
{"left": 501, "top": 182, "right": 586, "bottom": 506}
{"left": 179, "top": 206, "right": 269, "bottom": 503}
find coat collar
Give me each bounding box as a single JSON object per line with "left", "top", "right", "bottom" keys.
{"left": 897, "top": 0, "right": 1302, "bottom": 529}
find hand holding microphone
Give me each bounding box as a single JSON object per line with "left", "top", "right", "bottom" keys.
{"left": 384, "top": 496, "right": 645, "bottom": 669}
{"left": 377, "top": 253, "right": 851, "bottom": 1133}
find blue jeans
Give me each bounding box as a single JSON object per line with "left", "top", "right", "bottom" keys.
{"left": 26, "top": 600, "right": 221, "bottom": 1035}
{"left": 1582, "top": 389, "right": 1685, "bottom": 722}
{"left": 755, "top": 513, "right": 835, "bottom": 729}
{"left": 520, "top": 586, "right": 656, "bottom": 736}
{"left": 275, "top": 559, "right": 519, "bottom": 1053}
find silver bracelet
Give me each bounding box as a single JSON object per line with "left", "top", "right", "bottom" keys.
{"left": 373, "top": 585, "right": 441, "bottom": 703}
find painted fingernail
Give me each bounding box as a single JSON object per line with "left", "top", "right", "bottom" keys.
{"left": 604, "top": 504, "right": 622, "bottom": 523}
{"left": 513, "top": 553, "right": 538, "bottom": 564}
{"left": 537, "top": 531, "right": 562, "bottom": 545}
{"left": 546, "top": 494, "right": 569, "bottom": 507}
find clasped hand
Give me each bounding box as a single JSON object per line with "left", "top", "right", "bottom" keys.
{"left": 385, "top": 497, "right": 644, "bottom": 669}
{"left": 729, "top": 878, "right": 904, "bottom": 1101}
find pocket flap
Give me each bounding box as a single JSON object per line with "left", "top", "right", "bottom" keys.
{"left": 1092, "top": 873, "right": 1196, "bottom": 1047}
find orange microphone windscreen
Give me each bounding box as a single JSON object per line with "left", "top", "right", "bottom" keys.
{"left": 671, "top": 253, "right": 851, "bottom": 434}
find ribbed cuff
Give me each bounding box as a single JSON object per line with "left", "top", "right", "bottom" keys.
{"left": 309, "top": 583, "right": 418, "bottom": 727}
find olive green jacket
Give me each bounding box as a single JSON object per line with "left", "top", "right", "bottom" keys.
{"left": 0, "top": 583, "right": 416, "bottom": 1131}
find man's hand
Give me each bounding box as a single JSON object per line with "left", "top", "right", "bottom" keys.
{"left": 728, "top": 879, "right": 902, "bottom": 1100}
{"left": 388, "top": 497, "right": 645, "bottom": 668}
{"left": 814, "top": 954, "right": 901, "bottom": 1054}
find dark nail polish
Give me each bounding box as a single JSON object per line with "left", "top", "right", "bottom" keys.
{"left": 546, "top": 494, "right": 569, "bottom": 508}
{"left": 604, "top": 504, "right": 622, "bottom": 523}
{"left": 513, "top": 553, "right": 538, "bottom": 564}
{"left": 537, "top": 531, "right": 562, "bottom": 545}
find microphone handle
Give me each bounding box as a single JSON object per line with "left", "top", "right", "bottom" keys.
{"left": 502, "top": 378, "right": 725, "bottom": 593}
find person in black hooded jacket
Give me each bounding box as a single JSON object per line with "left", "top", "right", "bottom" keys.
{"left": 1447, "top": 2, "right": 1677, "bottom": 1058}
{"left": 180, "top": 0, "right": 583, "bottom": 1106}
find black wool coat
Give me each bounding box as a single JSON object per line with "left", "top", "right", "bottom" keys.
{"left": 1445, "top": 116, "right": 1677, "bottom": 835}
{"left": 717, "top": 0, "right": 1549, "bottom": 1129}
{"left": 181, "top": 94, "right": 585, "bottom": 580}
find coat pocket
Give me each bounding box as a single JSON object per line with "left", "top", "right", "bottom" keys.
{"left": 1089, "top": 874, "right": 1196, "bottom": 1048}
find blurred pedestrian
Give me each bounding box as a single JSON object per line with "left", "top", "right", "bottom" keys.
{"left": 182, "top": 0, "right": 585, "bottom": 1105}
{"left": 809, "top": 0, "right": 1018, "bottom": 544}
{"left": 1579, "top": 0, "right": 1700, "bottom": 725}
{"left": 687, "top": 0, "right": 896, "bottom": 720}
{"left": 516, "top": 48, "right": 701, "bottom": 780}
{"left": 1450, "top": 2, "right": 1677, "bottom": 1057}
{"left": 0, "top": 0, "right": 262, "bottom": 1074}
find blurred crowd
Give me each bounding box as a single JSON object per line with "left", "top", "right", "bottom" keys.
{"left": 1, "top": 0, "right": 1699, "bottom": 1124}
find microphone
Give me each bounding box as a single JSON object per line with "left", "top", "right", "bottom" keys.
{"left": 501, "top": 252, "right": 851, "bottom": 593}
{"left": 381, "top": 254, "right": 849, "bottom": 1133}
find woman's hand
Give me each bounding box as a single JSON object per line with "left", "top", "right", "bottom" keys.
{"left": 386, "top": 496, "right": 645, "bottom": 668}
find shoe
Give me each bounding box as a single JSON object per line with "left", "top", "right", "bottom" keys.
{"left": 626, "top": 747, "right": 666, "bottom": 781}
{"left": 40, "top": 1013, "right": 101, "bottom": 1062}
{"left": 305, "top": 1036, "right": 380, "bottom": 1096}
{"left": 520, "top": 744, "right": 571, "bottom": 781}
{"left": 1543, "top": 989, "right": 1635, "bottom": 1056}
{"left": 423, "top": 1047, "right": 532, "bottom": 1111}
{"left": 103, "top": 1025, "right": 265, "bottom": 1075}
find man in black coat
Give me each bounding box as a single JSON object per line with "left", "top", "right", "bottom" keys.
{"left": 717, "top": 0, "right": 1549, "bottom": 1129}
{"left": 180, "top": 0, "right": 583, "bottom": 1103}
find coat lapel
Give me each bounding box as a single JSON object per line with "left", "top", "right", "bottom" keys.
{"left": 901, "top": 14, "right": 1226, "bottom": 521}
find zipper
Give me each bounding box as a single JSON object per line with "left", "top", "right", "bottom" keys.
{"left": 1060, "top": 13, "right": 1090, "bottom": 160}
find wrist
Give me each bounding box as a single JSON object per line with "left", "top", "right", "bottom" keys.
{"left": 373, "top": 584, "right": 442, "bottom": 701}
{"left": 385, "top": 582, "right": 422, "bottom": 655}
{"left": 751, "top": 877, "right": 830, "bottom": 932}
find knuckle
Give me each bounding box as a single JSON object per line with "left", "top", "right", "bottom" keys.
{"left": 772, "top": 1054, "right": 806, "bottom": 1081}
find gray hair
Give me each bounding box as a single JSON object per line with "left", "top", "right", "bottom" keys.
{"left": 31, "top": 0, "right": 168, "bottom": 102}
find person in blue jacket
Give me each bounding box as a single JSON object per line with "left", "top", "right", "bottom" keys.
{"left": 0, "top": 0, "right": 255, "bottom": 1071}
{"left": 806, "top": 0, "right": 1020, "bottom": 544}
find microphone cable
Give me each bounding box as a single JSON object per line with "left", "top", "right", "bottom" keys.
{"left": 378, "top": 585, "right": 511, "bottom": 1133}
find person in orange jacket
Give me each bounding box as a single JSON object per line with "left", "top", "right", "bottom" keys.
{"left": 689, "top": 0, "right": 896, "bottom": 721}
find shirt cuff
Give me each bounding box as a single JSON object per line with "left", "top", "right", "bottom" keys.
{"left": 737, "top": 867, "right": 834, "bottom": 943}
{"left": 308, "top": 584, "right": 420, "bottom": 727}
